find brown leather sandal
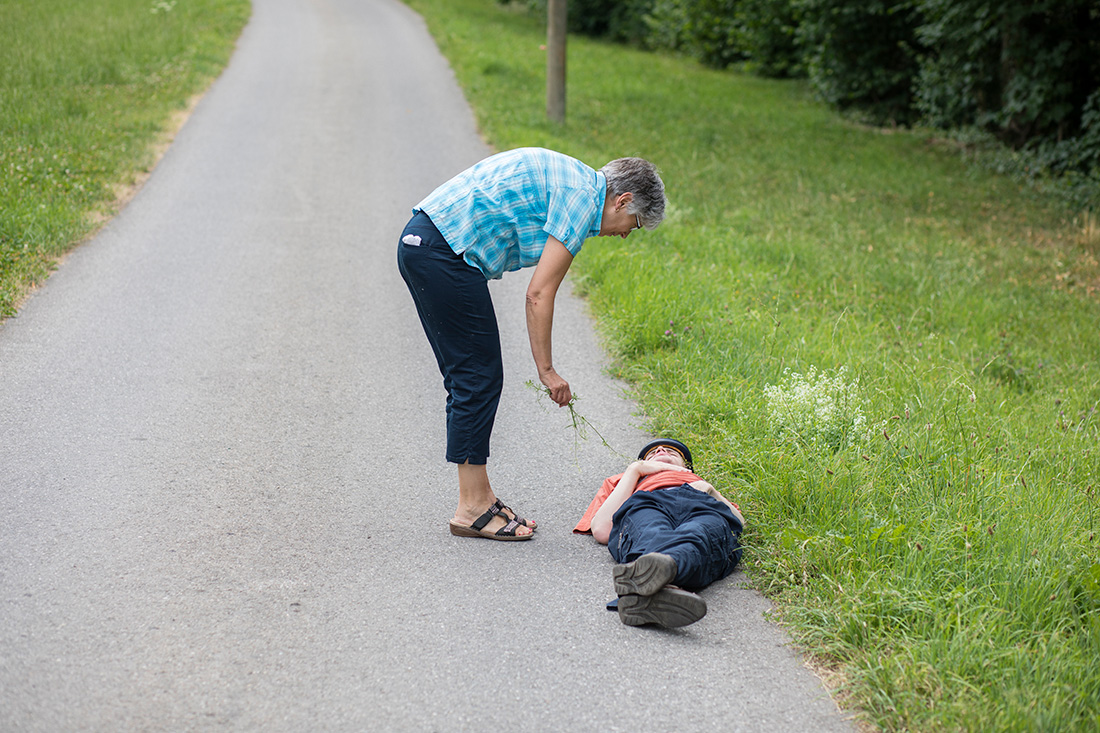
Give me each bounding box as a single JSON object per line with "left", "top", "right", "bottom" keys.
{"left": 449, "top": 500, "right": 534, "bottom": 541}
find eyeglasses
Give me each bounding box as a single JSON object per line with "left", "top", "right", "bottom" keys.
{"left": 631, "top": 213, "right": 642, "bottom": 231}
{"left": 644, "top": 444, "right": 683, "bottom": 461}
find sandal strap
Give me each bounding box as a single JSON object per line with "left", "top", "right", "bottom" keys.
{"left": 494, "top": 517, "right": 523, "bottom": 537}
{"left": 470, "top": 502, "right": 503, "bottom": 532}
{"left": 493, "top": 499, "right": 530, "bottom": 527}
{"left": 470, "top": 500, "right": 529, "bottom": 536}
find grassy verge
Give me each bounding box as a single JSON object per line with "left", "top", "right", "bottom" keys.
{"left": 0, "top": 0, "right": 250, "bottom": 318}
{"left": 404, "top": 1, "right": 1100, "bottom": 729}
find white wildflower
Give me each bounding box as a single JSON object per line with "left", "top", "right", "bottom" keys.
{"left": 764, "top": 366, "right": 865, "bottom": 451}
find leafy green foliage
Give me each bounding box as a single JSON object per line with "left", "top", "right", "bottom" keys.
{"left": 522, "top": 0, "right": 797, "bottom": 71}
{"left": 507, "top": 0, "right": 1099, "bottom": 207}
{"left": 678, "top": 0, "right": 746, "bottom": 68}
{"left": 916, "top": 0, "right": 1100, "bottom": 145}
{"left": 509, "top": 0, "right": 652, "bottom": 44}
{"left": 915, "top": 0, "right": 1100, "bottom": 204}
{"left": 797, "top": 0, "right": 924, "bottom": 124}
{"left": 733, "top": 0, "right": 803, "bottom": 77}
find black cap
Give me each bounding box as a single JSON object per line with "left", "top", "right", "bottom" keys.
{"left": 637, "top": 438, "right": 692, "bottom": 470}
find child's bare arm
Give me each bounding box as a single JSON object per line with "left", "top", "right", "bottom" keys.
{"left": 591, "top": 461, "right": 691, "bottom": 544}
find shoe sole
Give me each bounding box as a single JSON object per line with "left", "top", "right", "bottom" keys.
{"left": 618, "top": 588, "right": 707, "bottom": 628}
{"left": 448, "top": 521, "right": 533, "bottom": 541}
{"left": 613, "top": 552, "right": 677, "bottom": 597}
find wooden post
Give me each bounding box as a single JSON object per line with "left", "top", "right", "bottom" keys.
{"left": 547, "top": 0, "right": 566, "bottom": 123}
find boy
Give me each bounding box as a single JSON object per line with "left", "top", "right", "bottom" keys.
{"left": 575, "top": 439, "right": 744, "bottom": 627}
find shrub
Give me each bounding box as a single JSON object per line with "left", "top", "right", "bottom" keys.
{"left": 916, "top": 0, "right": 1100, "bottom": 146}
{"left": 735, "top": 0, "right": 803, "bottom": 78}
{"left": 798, "top": 0, "right": 924, "bottom": 125}
{"left": 512, "top": 0, "right": 655, "bottom": 44}
{"left": 681, "top": 0, "right": 746, "bottom": 68}
{"left": 642, "top": 0, "right": 689, "bottom": 53}
{"left": 915, "top": 0, "right": 1100, "bottom": 201}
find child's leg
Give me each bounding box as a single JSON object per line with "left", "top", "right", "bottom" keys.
{"left": 607, "top": 492, "right": 676, "bottom": 564}
{"left": 614, "top": 487, "right": 742, "bottom": 591}
{"left": 658, "top": 511, "right": 742, "bottom": 590}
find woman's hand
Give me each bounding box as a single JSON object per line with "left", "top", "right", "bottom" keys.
{"left": 539, "top": 367, "right": 572, "bottom": 406}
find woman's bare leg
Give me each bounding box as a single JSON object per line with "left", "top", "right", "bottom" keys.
{"left": 452, "top": 462, "right": 535, "bottom": 536}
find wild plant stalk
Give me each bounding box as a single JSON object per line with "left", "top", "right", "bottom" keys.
{"left": 524, "top": 380, "right": 622, "bottom": 459}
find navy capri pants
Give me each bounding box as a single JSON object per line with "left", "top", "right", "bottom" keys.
{"left": 608, "top": 485, "right": 743, "bottom": 591}
{"left": 397, "top": 210, "right": 502, "bottom": 465}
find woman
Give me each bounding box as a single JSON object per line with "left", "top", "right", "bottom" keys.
{"left": 397, "top": 147, "right": 666, "bottom": 541}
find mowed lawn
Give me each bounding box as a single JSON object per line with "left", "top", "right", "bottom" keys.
{"left": 404, "top": 1, "right": 1100, "bottom": 730}
{"left": 0, "top": 0, "right": 249, "bottom": 316}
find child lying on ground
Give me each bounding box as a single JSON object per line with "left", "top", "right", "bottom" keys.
{"left": 574, "top": 439, "right": 744, "bottom": 628}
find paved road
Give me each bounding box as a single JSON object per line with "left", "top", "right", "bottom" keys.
{"left": 0, "top": 0, "right": 857, "bottom": 730}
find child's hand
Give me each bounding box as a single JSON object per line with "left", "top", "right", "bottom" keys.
{"left": 631, "top": 460, "right": 690, "bottom": 475}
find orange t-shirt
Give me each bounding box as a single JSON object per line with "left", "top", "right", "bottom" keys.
{"left": 573, "top": 469, "right": 704, "bottom": 534}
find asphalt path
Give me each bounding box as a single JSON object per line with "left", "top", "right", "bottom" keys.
{"left": 0, "top": 0, "right": 858, "bottom": 730}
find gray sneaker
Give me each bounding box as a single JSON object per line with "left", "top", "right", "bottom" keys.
{"left": 612, "top": 552, "right": 677, "bottom": 597}
{"left": 618, "top": 588, "right": 707, "bottom": 627}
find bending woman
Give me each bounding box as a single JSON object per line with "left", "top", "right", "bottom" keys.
{"left": 397, "top": 147, "right": 666, "bottom": 541}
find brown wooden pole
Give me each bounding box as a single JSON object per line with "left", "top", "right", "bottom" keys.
{"left": 547, "top": 0, "right": 566, "bottom": 123}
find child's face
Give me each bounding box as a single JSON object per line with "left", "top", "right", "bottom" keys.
{"left": 643, "top": 444, "right": 686, "bottom": 468}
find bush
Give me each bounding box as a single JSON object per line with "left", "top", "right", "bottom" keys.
{"left": 798, "top": 0, "right": 924, "bottom": 125}
{"left": 643, "top": 0, "right": 802, "bottom": 74}
{"left": 511, "top": 0, "right": 1099, "bottom": 205}
{"left": 524, "top": 0, "right": 801, "bottom": 75}
{"left": 639, "top": 0, "right": 749, "bottom": 69}
{"left": 642, "top": 0, "right": 690, "bottom": 53}
{"left": 915, "top": 0, "right": 1100, "bottom": 200}
{"left": 735, "top": 0, "right": 803, "bottom": 78}
{"left": 916, "top": 0, "right": 1100, "bottom": 146}
{"left": 513, "top": 0, "right": 655, "bottom": 44}
{"left": 681, "top": 0, "right": 746, "bottom": 68}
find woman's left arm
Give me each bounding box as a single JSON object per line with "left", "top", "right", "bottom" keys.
{"left": 526, "top": 235, "right": 574, "bottom": 406}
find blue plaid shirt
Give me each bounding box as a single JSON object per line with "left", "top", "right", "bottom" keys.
{"left": 414, "top": 148, "right": 606, "bottom": 280}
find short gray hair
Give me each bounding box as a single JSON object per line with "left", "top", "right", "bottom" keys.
{"left": 600, "top": 157, "right": 667, "bottom": 230}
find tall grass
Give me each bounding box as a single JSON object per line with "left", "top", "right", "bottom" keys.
{"left": 0, "top": 0, "right": 249, "bottom": 317}
{"left": 405, "top": 1, "right": 1100, "bottom": 729}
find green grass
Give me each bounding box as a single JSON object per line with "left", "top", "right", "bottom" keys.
{"left": 405, "top": 1, "right": 1100, "bottom": 729}
{"left": 0, "top": 0, "right": 250, "bottom": 317}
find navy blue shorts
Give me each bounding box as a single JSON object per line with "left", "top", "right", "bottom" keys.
{"left": 397, "top": 211, "right": 502, "bottom": 465}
